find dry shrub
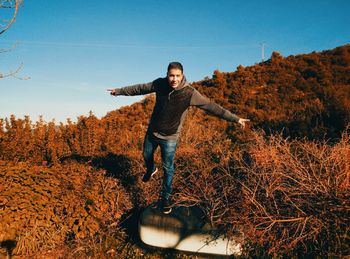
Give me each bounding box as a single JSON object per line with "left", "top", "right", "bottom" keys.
{"left": 173, "top": 114, "right": 241, "bottom": 225}
{"left": 0, "top": 161, "right": 132, "bottom": 257}
{"left": 231, "top": 129, "right": 350, "bottom": 256}
{"left": 168, "top": 118, "right": 349, "bottom": 256}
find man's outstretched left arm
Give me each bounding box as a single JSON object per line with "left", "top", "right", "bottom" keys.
{"left": 191, "top": 89, "right": 250, "bottom": 129}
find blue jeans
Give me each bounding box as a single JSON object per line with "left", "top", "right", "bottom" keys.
{"left": 143, "top": 133, "right": 177, "bottom": 200}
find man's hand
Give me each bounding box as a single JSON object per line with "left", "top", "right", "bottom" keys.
{"left": 238, "top": 118, "right": 250, "bottom": 129}
{"left": 107, "top": 89, "right": 117, "bottom": 96}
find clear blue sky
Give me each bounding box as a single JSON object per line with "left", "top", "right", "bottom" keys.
{"left": 1, "top": 0, "right": 349, "bottom": 123}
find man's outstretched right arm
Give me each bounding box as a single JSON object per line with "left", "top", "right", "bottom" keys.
{"left": 107, "top": 81, "right": 155, "bottom": 96}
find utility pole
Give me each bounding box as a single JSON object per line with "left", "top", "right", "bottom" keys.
{"left": 260, "top": 42, "right": 265, "bottom": 62}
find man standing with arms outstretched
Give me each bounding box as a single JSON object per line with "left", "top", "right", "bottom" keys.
{"left": 107, "top": 62, "right": 249, "bottom": 214}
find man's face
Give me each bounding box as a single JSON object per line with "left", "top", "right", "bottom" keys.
{"left": 167, "top": 68, "right": 184, "bottom": 89}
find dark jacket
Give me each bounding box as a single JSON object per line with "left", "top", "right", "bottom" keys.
{"left": 114, "top": 76, "right": 240, "bottom": 140}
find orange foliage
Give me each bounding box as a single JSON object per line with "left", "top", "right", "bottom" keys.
{"left": 0, "top": 44, "right": 350, "bottom": 257}
{"left": 0, "top": 161, "right": 131, "bottom": 256}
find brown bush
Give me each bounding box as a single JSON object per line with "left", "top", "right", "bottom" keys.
{"left": 231, "top": 130, "right": 349, "bottom": 256}
{"left": 166, "top": 119, "right": 350, "bottom": 256}
{"left": 0, "top": 161, "right": 132, "bottom": 256}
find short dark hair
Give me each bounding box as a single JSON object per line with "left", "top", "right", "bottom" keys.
{"left": 167, "top": 62, "right": 183, "bottom": 73}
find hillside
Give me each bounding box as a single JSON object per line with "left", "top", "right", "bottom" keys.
{"left": 105, "top": 44, "right": 350, "bottom": 141}
{"left": 0, "top": 45, "right": 349, "bottom": 257}
{"left": 194, "top": 44, "right": 350, "bottom": 140}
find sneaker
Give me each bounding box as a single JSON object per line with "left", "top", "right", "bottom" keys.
{"left": 142, "top": 167, "right": 158, "bottom": 182}
{"left": 162, "top": 199, "right": 172, "bottom": 214}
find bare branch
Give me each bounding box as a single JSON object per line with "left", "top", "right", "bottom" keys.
{"left": 0, "top": 0, "right": 21, "bottom": 35}
{"left": 1, "top": 2, "right": 28, "bottom": 80}
{"left": 0, "top": 42, "right": 17, "bottom": 53}
{"left": 0, "top": 62, "right": 30, "bottom": 80}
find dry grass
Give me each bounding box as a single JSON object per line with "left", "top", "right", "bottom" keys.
{"left": 234, "top": 129, "right": 349, "bottom": 255}
{"left": 169, "top": 121, "right": 350, "bottom": 256}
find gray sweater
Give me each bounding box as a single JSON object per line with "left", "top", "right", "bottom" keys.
{"left": 114, "top": 76, "right": 240, "bottom": 140}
